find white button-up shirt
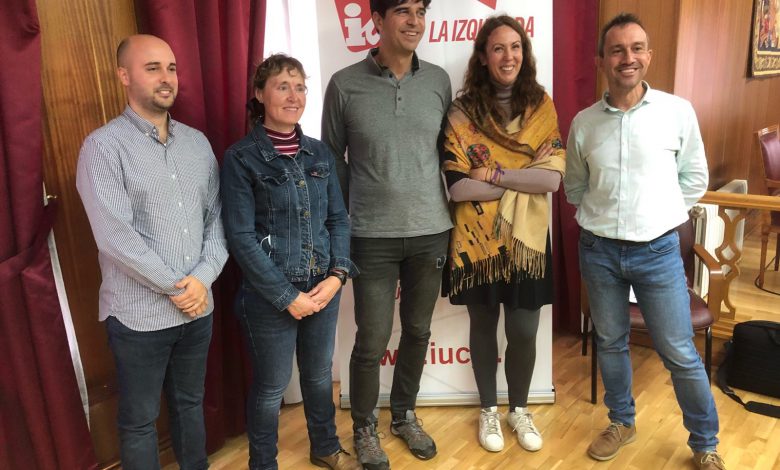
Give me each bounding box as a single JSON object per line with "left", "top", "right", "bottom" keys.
{"left": 564, "top": 83, "right": 708, "bottom": 241}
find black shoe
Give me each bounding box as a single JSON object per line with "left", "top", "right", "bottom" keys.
{"left": 390, "top": 410, "right": 437, "bottom": 460}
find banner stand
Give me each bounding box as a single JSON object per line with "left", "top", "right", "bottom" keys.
{"left": 335, "top": 286, "right": 556, "bottom": 409}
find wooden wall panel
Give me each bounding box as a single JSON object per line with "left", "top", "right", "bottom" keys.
{"left": 675, "top": 0, "right": 780, "bottom": 197}
{"left": 598, "top": 0, "right": 681, "bottom": 96}
{"left": 39, "top": 0, "right": 135, "bottom": 391}
{"left": 37, "top": 0, "right": 137, "bottom": 466}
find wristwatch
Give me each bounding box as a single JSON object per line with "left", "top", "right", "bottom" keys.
{"left": 329, "top": 269, "right": 348, "bottom": 286}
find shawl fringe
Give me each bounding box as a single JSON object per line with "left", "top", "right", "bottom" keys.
{"left": 449, "top": 252, "right": 509, "bottom": 296}
{"left": 493, "top": 214, "right": 546, "bottom": 279}
{"left": 448, "top": 229, "right": 545, "bottom": 296}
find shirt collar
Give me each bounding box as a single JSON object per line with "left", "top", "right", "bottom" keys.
{"left": 600, "top": 81, "right": 653, "bottom": 112}
{"left": 367, "top": 48, "right": 420, "bottom": 77}
{"left": 122, "top": 105, "right": 175, "bottom": 140}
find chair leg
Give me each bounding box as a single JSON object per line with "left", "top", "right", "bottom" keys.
{"left": 581, "top": 321, "right": 589, "bottom": 356}
{"left": 705, "top": 326, "right": 712, "bottom": 383}
{"left": 775, "top": 233, "right": 780, "bottom": 271}
{"left": 591, "top": 323, "right": 598, "bottom": 404}
{"left": 759, "top": 229, "right": 769, "bottom": 287}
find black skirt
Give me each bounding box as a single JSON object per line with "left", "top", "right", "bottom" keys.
{"left": 442, "top": 235, "right": 553, "bottom": 310}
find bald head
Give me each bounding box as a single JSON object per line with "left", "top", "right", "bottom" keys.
{"left": 116, "top": 34, "right": 178, "bottom": 123}
{"left": 117, "top": 34, "right": 172, "bottom": 68}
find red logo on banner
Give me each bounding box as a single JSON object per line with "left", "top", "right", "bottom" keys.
{"left": 334, "top": 0, "right": 380, "bottom": 52}
{"left": 334, "top": 0, "right": 500, "bottom": 51}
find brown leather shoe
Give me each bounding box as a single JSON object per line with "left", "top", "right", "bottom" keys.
{"left": 693, "top": 451, "right": 727, "bottom": 470}
{"left": 587, "top": 422, "right": 636, "bottom": 461}
{"left": 310, "top": 448, "right": 362, "bottom": 470}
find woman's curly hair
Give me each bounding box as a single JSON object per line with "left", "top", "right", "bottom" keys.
{"left": 458, "top": 15, "right": 545, "bottom": 126}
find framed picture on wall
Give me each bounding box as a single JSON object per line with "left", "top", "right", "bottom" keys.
{"left": 751, "top": 0, "right": 780, "bottom": 76}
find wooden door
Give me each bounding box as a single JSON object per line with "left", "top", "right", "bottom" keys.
{"left": 38, "top": 0, "right": 175, "bottom": 466}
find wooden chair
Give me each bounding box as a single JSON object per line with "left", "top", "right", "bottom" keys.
{"left": 580, "top": 217, "right": 726, "bottom": 404}
{"left": 756, "top": 124, "right": 780, "bottom": 287}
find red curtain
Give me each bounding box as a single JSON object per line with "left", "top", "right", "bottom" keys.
{"left": 134, "top": 0, "right": 266, "bottom": 451}
{"left": 551, "top": 0, "right": 599, "bottom": 333}
{"left": 0, "top": 1, "right": 97, "bottom": 469}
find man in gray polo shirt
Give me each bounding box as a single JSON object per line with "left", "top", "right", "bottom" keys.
{"left": 322, "top": 0, "right": 451, "bottom": 468}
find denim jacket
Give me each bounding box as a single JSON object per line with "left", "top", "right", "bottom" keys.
{"left": 221, "top": 123, "right": 355, "bottom": 311}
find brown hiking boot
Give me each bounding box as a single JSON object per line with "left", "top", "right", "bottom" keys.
{"left": 587, "top": 422, "right": 636, "bottom": 461}
{"left": 693, "top": 451, "right": 727, "bottom": 470}
{"left": 310, "top": 448, "right": 362, "bottom": 470}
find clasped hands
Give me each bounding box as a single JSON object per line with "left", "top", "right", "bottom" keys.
{"left": 169, "top": 275, "right": 208, "bottom": 318}
{"left": 469, "top": 141, "right": 554, "bottom": 182}
{"left": 286, "top": 276, "right": 343, "bottom": 320}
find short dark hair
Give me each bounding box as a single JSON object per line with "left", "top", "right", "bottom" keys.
{"left": 248, "top": 54, "right": 307, "bottom": 124}
{"left": 370, "top": 0, "right": 431, "bottom": 18}
{"left": 598, "top": 12, "right": 647, "bottom": 57}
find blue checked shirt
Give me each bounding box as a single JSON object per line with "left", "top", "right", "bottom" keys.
{"left": 77, "top": 106, "right": 228, "bottom": 331}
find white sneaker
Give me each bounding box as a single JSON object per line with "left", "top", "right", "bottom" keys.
{"left": 478, "top": 406, "right": 504, "bottom": 452}
{"left": 507, "top": 407, "right": 543, "bottom": 451}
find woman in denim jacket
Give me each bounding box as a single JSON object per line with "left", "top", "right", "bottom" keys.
{"left": 221, "top": 54, "right": 359, "bottom": 470}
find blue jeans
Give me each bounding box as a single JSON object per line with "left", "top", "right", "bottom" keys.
{"left": 579, "top": 229, "right": 719, "bottom": 452}
{"left": 349, "top": 231, "right": 449, "bottom": 427}
{"left": 237, "top": 275, "right": 341, "bottom": 470}
{"left": 106, "top": 314, "right": 212, "bottom": 470}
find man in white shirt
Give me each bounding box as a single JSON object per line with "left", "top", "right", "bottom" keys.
{"left": 564, "top": 13, "right": 726, "bottom": 470}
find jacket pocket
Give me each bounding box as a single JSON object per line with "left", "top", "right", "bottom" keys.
{"left": 307, "top": 163, "right": 331, "bottom": 218}
{"left": 256, "top": 171, "right": 293, "bottom": 268}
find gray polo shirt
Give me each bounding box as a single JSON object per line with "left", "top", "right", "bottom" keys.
{"left": 322, "top": 50, "right": 453, "bottom": 238}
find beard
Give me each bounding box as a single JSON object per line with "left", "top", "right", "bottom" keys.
{"left": 150, "top": 88, "right": 176, "bottom": 111}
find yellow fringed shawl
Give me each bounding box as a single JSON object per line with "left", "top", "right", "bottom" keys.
{"left": 441, "top": 94, "right": 566, "bottom": 295}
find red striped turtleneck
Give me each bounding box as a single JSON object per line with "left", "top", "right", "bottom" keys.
{"left": 264, "top": 125, "right": 300, "bottom": 157}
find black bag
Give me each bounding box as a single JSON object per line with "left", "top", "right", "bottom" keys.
{"left": 716, "top": 320, "right": 780, "bottom": 418}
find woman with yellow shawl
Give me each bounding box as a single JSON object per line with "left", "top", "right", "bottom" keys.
{"left": 440, "top": 15, "right": 565, "bottom": 454}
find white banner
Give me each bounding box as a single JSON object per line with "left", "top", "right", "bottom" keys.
{"left": 317, "top": 0, "right": 552, "bottom": 97}
{"left": 315, "top": 0, "right": 555, "bottom": 407}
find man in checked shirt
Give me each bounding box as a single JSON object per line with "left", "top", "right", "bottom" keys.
{"left": 76, "top": 34, "right": 227, "bottom": 470}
